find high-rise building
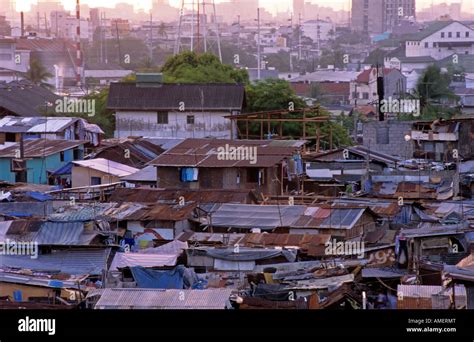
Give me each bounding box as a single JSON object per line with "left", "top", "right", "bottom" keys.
{"left": 0, "top": 0, "right": 14, "bottom": 16}
{"left": 293, "top": 0, "right": 305, "bottom": 18}
{"left": 351, "top": 0, "right": 416, "bottom": 35}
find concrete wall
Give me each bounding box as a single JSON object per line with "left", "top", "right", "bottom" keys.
{"left": 71, "top": 166, "right": 121, "bottom": 187}
{"left": 115, "top": 110, "right": 234, "bottom": 139}
{"left": 363, "top": 120, "right": 414, "bottom": 158}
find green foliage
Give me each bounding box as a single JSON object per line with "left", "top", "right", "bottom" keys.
{"left": 161, "top": 51, "right": 249, "bottom": 84}
{"left": 415, "top": 65, "right": 459, "bottom": 111}
{"left": 265, "top": 51, "right": 291, "bottom": 72}
{"left": 318, "top": 49, "right": 345, "bottom": 69}
{"left": 25, "top": 58, "right": 53, "bottom": 87}
{"left": 242, "top": 79, "right": 351, "bottom": 147}
{"left": 81, "top": 89, "right": 115, "bottom": 137}
{"left": 245, "top": 79, "right": 306, "bottom": 113}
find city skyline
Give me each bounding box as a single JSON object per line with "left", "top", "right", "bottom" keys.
{"left": 12, "top": 0, "right": 474, "bottom": 14}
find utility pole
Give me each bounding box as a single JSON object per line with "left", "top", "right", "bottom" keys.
{"left": 191, "top": 0, "right": 195, "bottom": 52}
{"left": 237, "top": 15, "right": 241, "bottom": 52}
{"left": 289, "top": 14, "right": 293, "bottom": 72}
{"left": 298, "top": 12, "right": 302, "bottom": 61}
{"left": 115, "top": 20, "right": 122, "bottom": 66}
{"left": 149, "top": 11, "right": 153, "bottom": 62}
{"left": 257, "top": 7, "right": 261, "bottom": 80}
{"left": 354, "top": 83, "right": 358, "bottom": 141}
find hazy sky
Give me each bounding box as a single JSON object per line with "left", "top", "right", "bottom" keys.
{"left": 16, "top": 0, "right": 474, "bottom": 14}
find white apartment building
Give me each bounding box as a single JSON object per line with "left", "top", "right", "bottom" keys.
{"left": 405, "top": 21, "right": 474, "bottom": 61}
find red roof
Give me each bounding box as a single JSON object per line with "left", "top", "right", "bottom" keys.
{"left": 15, "top": 38, "right": 75, "bottom": 52}
{"left": 356, "top": 68, "right": 397, "bottom": 83}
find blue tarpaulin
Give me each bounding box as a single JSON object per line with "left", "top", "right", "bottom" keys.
{"left": 51, "top": 162, "right": 73, "bottom": 176}
{"left": 130, "top": 265, "right": 200, "bottom": 289}
{"left": 25, "top": 191, "right": 53, "bottom": 202}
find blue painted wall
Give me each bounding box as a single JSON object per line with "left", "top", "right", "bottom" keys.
{"left": 0, "top": 145, "right": 84, "bottom": 184}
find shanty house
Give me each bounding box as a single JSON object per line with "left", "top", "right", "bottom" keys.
{"left": 0, "top": 139, "right": 85, "bottom": 184}
{"left": 0, "top": 116, "right": 103, "bottom": 146}
{"left": 71, "top": 158, "right": 139, "bottom": 187}
{"left": 411, "top": 118, "right": 474, "bottom": 162}
{"left": 291, "top": 206, "right": 380, "bottom": 239}
{"left": 150, "top": 138, "right": 302, "bottom": 195}
{"left": 107, "top": 74, "right": 246, "bottom": 139}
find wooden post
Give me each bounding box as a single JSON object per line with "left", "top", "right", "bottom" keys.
{"left": 329, "top": 126, "right": 333, "bottom": 150}
{"left": 267, "top": 113, "right": 270, "bottom": 138}
{"left": 316, "top": 126, "right": 321, "bottom": 153}
{"left": 246, "top": 119, "right": 249, "bottom": 139}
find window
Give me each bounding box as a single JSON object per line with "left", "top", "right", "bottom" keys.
{"left": 363, "top": 92, "right": 369, "bottom": 100}
{"left": 157, "top": 112, "right": 168, "bottom": 124}
{"left": 60, "top": 151, "right": 65, "bottom": 162}
{"left": 457, "top": 32, "right": 461, "bottom": 38}
{"left": 73, "top": 148, "right": 82, "bottom": 160}
{"left": 448, "top": 32, "right": 452, "bottom": 38}
{"left": 376, "top": 127, "right": 389, "bottom": 144}
{"left": 5, "top": 133, "right": 16, "bottom": 142}
{"left": 424, "top": 42, "right": 429, "bottom": 48}
{"left": 467, "top": 32, "right": 470, "bottom": 38}
{"left": 91, "top": 177, "right": 101, "bottom": 186}
{"left": 186, "top": 115, "right": 195, "bottom": 125}
{"left": 247, "top": 169, "right": 259, "bottom": 183}
{"left": 441, "top": 32, "right": 445, "bottom": 38}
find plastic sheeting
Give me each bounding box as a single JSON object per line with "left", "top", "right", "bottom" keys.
{"left": 110, "top": 252, "right": 178, "bottom": 270}
{"left": 130, "top": 265, "right": 199, "bottom": 289}
{"left": 204, "top": 247, "right": 296, "bottom": 262}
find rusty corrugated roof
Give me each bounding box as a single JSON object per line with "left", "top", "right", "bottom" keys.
{"left": 0, "top": 139, "right": 85, "bottom": 158}
{"left": 150, "top": 138, "right": 297, "bottom": 168}
{"left": 108, "top": 188, "right": 254, "bottom": 204}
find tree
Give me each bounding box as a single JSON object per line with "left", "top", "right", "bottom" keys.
{"left": 25, "top": 58, "right": 53, "bottom": 87}
{"left": 161, "top": 51, "right": 249, "bottom": 83}
{"left": 245, "top": 79, "right": 306, "bottom": 113}
{"left": 414, "top": 65, "right": 459, "bottom": 117}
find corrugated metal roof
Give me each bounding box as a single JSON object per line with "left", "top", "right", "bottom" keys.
{"left": 293, "top": 207, "right": 367, "bottom": 230}
{"left": 397, "top": 284, "right": 466, "bottom": 299}
{"left": 95, "top": 288, "right": 233, "bottom": 309}
{"left": 0, "top": 80, "right": 59, "bottom": 116}
{"left": 210, "top": 204, "right": 306, "bottom": 229}
{"left": 107, "top": 83, "right": 245, "bottom": 111}
{"left": 0, "top": 248, "right": 111, "bottom": 275}
{"left": 0, "top": 139, "right": 85, "bottom": 158}
{"left": 72, "top": 158, "right": 139, "bottom": 177}
{"left": 0, "top": 220, "right": 103, "bottom": 246}
{"left": 151, "top": 138, "right": 297, "bottom": 168}
{"left": 108, "top": 188, "right": 253, "bottom": 204}
{"left": 121, "top": 165, "right": 157, "bottom": 182}
{"left": 0, "top": 116, "right": 76, "bottom": 133}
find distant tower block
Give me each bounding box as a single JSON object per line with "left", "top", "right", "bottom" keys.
{"left": 174, "top": 0, "right": 222, "bottom": 61}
